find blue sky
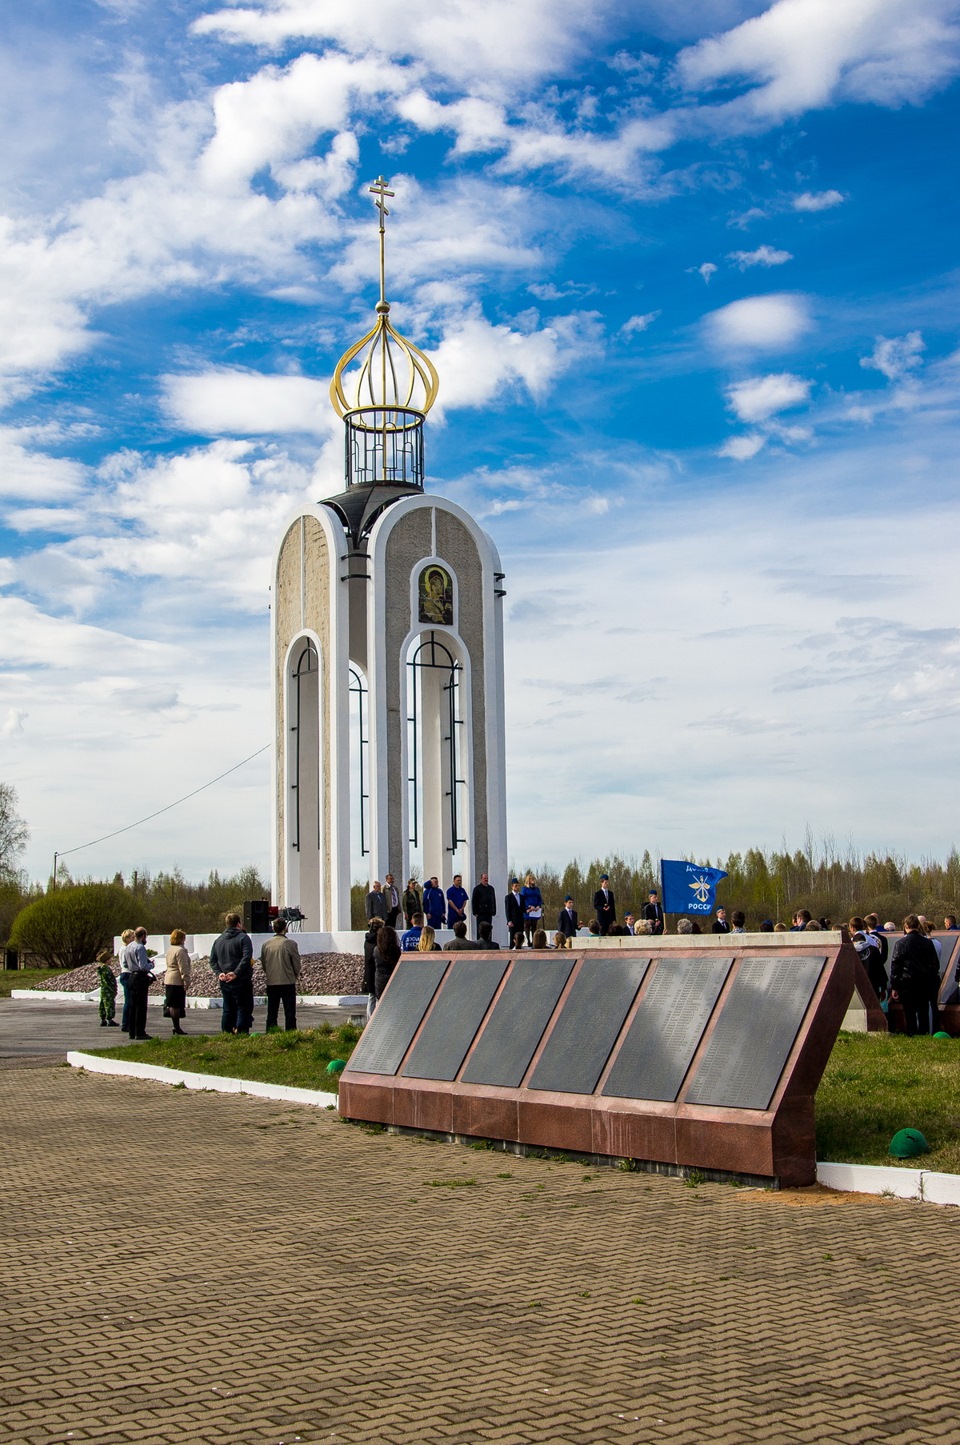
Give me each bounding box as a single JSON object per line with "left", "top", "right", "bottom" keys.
{"left": 2, "top": 0, "right": 959, "bottom": 885}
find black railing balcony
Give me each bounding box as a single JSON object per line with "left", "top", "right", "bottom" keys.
{"left": 344, "top": 406, "right": 425, "bottom": 489}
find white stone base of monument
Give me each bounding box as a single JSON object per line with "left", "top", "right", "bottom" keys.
{"left": 112, "top": 929, "right": 455, "bottom": 957}
{"left": 67, "top": 1050, "right": 339, "bottom": 1107}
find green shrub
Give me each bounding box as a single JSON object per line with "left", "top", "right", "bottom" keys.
{"left": 10, "top": 883, "right": 128, "bottom": 970}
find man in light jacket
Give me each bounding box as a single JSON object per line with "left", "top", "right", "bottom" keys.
{"left": 124, "top": 927, "right": 155, "bottom": 1040}
{"left": 260, "top": 918, "right": 302, "bottom": 1032}
{"left": 211, "top": 912, "right": 255, "bottom": 1035}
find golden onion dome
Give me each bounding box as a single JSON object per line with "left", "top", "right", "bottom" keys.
{"left": 330, "top": 177, "right": 439, "bottom": 423}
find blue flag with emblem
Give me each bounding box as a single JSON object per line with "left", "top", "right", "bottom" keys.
{"left": 660, "top": 860, "right": 728, "bottom": 917}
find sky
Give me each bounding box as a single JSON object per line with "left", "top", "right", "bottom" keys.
{"left": 2, "top": 0, "right": 960, "bottom": 887}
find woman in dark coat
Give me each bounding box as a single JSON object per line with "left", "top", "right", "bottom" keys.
{"left": 362, "top": 919, "right": 383, "bottom": 1017}
{"left": 373, "top": 926, "right": 402, "bottom": 1001}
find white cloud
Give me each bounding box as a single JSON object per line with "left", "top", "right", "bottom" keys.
{"left": 792, "top": 189, "right": 845, "bottom": 211}
{"left": 0, "top": 429, "right": 87, "bottom": 500}
{"left": 693, "top": 262, "right": 718, "bottom": 283}
{"left": 728, "top": 245, "right": 793, "bottom": 268}
{"left": 726, "top": 372, "right": 812, "bottom": 422}
{"left": 194, "top": 0, "right": 603, "bottom": 92}
{"left": 717, "top": 432, "right": 767, "bottom": 460}
{"left": 0, "top": 708, "right": 28, "bottom": 739}
{"left": 860, "top": 330, "right": 925, "bottom": 381}
{"left": 431, "top": 308, "right": 603, "bottom": 411}
{"left": 703, "top": 293, "right": 813, "bottom": 351}
{"left": 163, "top": 370, "right": 337, "bottom": 438}
{"left": 676, "top": 0, "right": 960, "bottom": 125}
{"left": 200, "top": 52, "right": 406, "bottom": 188}
{"left": 619, "top": 311, "right": 660, "bottom": 338}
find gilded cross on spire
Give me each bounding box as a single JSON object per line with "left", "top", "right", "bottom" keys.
{"left": 369, "top": 175, "right": 395, "bottom": 308}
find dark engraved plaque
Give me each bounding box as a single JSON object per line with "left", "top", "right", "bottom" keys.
{"left": 602, "top": 955, "right": 733, "bottom": 1102}
{"left": 529, "top": 956, "right": 650, "bottom": 1096}
{"left": 344, "top": 957, "right": 448, "bottom": 1076}
{"left": 461, "top": 957, "right": 575, "bottom": 1087}
{"left": 401, "top": 957, "right": 509, "bottom": 1081}
{"left": 685, "top": 955, "right": 826, "bottom": 1110}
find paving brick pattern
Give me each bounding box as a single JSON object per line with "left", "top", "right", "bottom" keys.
{"left": 1, "top": 1064, "right": 958, "bottom": 1444}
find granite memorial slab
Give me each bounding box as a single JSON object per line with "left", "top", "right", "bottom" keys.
{"left": 529, "top": 956, "right": 649, "bottom": 1096}
{"left": 461, "top": 956, "right": 576, "bottom": 1087}
{"left": 685, "top": 955, "right": 826, "bottom": 1110}
{"left": 344, "top": 956, "right": 448, "bottom": 1075}
{"left": 603, "top": 955, "right": 733, "bottom": 1102}
{"left": 338, "top": 941, "right": 854, "bottom": 1186}
{"left": 401, "top": 956, "right": 509, "bottom": 1081}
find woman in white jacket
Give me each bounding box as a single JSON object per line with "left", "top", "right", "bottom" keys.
{"left": 164, "top": 929, "right": 192, "bottom": 1037}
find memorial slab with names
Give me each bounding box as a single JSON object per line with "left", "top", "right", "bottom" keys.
{"left": 338, "top": 937, "right": 857, "bottom": 1186}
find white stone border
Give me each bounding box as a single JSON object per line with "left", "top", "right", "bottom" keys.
{"left": 12, "top": 991, "right": 366, "bottom": 1008}
{"left": 817, "top": 1161, "right": 960, "bottom": 1206}
{"left": 67, "top": 1050, "right": 339, "bottom": 1108}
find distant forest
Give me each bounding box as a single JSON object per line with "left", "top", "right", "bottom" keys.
{"left": 1, "top": 865, "right": 270, "bottom": 947}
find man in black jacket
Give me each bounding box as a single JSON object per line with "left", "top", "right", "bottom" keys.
{"left": 505, "top": 879, "right": 525, "bottom": 948}
{"left": 711, "top": 908, "right": 730, "bottom": 934}
{"left": 593, "top": 875, "right": 616, "bottom": 935}
{"left": 476, "top": 922, "right": 500, "bottom": 950}
{"left": 471, "top": 873, "right": 497, "bottom": 932}
{"left": 890, "top": 914, "right": 939, "bottom": 1035}
{"left": 642, "top": 889, "right": 664, "bottom": 935}
{"left": 557, "top": 896, "right": 579, "bottom": 938}
{"left": 211, "top": 912, "right": 255, "bottom": 1034}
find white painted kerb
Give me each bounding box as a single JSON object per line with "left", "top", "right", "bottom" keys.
{"left": 817, "top": 1161, "right": 960, "bottom": 1206}
{"left": 67, "top": 1051, "right": 339, "bottom": 1108}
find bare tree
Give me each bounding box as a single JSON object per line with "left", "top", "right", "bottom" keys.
{"left": 0, "top": 784, "right": 28, "bottom": 878}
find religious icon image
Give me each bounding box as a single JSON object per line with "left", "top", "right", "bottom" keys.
{"left": 418, "top": 564, "right": 453, "bottom": 625}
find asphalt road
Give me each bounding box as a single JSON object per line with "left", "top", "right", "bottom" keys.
{"left": 0, "top": 997, "right": 360, "bottom": 1061}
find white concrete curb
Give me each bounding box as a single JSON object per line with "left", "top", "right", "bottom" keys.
{"left": 12, "top": 990, "right": 366, "bottom": 1009}
{"left": 67, "top": 1051, "right": 340, "bottom": 1109}
{"left": 817, "top": 1161, "right": 960, "bottom": 1205}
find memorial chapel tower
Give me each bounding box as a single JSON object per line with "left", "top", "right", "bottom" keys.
{"left": 271, "top": 178, "right": 508, "bottom": 930}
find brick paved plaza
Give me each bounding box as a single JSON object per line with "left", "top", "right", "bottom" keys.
{"left": 2, "top": 1057, "right": 958, "bottom": 1445}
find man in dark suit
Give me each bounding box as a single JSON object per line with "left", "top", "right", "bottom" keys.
{"left": 593, "top": 874, "right": 616, "bottom": 935}
{"left": 642, "top": 889, "right": 664, "bottom": 935}
{"left": 557, "top": 896, "right": 579, "bottom": 939}
{"left": 505, "top": 879, "right": 525, "bottom": 948}
{"left": 712, "top": 908, "right": 730, "bottom": 934}
{"left": 365, "top": 881, "right": 387, "bottom": 923}
{"left": 471, "top": 873, "right": 497, "bottom": 932}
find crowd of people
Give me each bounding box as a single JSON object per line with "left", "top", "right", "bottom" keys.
{"left": 98, "top": 912, "right": 306, "bottom": 1038}
{"left": 97, "top": 878, "right": 959, "bottom": 1041}
{"left": 360, "top": 874, "right": 960, "bottom": 1036}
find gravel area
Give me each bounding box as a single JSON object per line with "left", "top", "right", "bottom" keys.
{"left": 28, "top": 952, "right": 364, "bottom": 996}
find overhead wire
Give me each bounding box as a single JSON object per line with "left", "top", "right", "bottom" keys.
{"left": 55, "top": 744, "right": 270, "bottom": 861}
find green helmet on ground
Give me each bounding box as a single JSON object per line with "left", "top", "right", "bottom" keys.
{"left": 889, "top": 1128, "right": 929, "bottom": 1159}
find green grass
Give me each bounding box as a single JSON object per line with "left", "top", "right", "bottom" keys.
{"left": 0, "top": 967, "right": 70, "bottom": 998}
{"left": 85, "top": 1019, "right": 960, "bottom": 1175}
{"left": 90, "top": 1023, "right": 361, "bottom": 1093}
{"left": 816, "top": 1032, "right": 960, "bottom": 1172}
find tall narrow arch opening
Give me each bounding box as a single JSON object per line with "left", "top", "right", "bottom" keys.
{"left": 287, "top": 637, "right": 322, "bottom": 927}
{"left": 349, "top": 663, "right": 370, "bottom": 876}
{"left": 405, "top": 630, "right": 469, "bottom": 882}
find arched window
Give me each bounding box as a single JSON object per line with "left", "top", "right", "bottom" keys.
{"left": 406, "top": 632, "right": 466, "bottom": 866}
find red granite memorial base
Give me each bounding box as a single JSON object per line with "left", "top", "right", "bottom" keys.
{"left": 340, "top": 941, "right": 856, "bottom": 1187}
